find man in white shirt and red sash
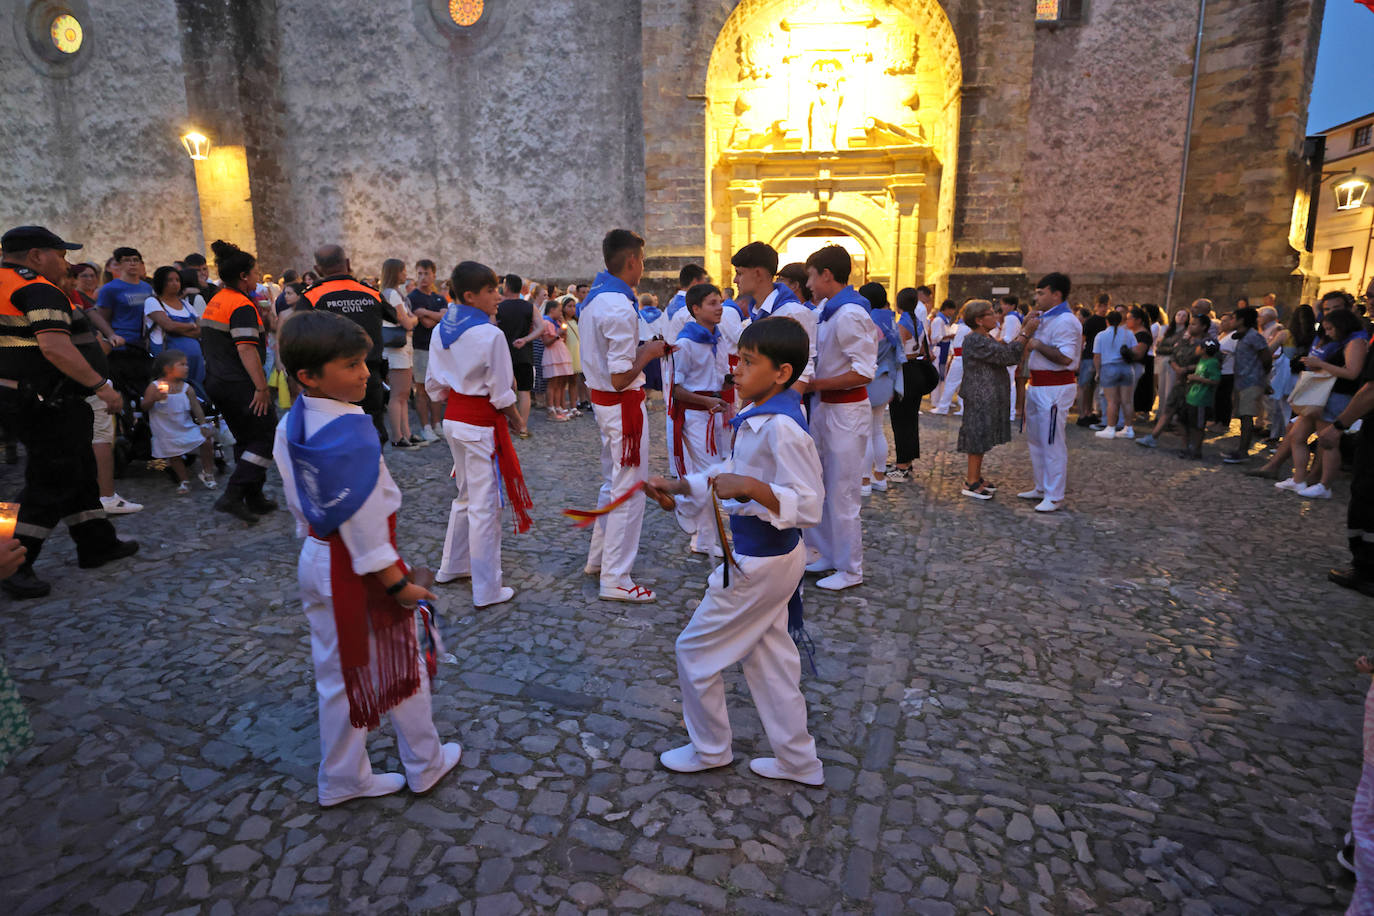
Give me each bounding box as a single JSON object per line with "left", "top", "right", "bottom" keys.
{"left": 1019, "top": 272, "right": 1080, "bottom": 513}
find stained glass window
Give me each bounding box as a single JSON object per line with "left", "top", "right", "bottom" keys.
{"left": 449, "top": 0, "right": 483, "bottom": 27}
{"left": 50, "top": 14, "right": 83, "bottom": 54}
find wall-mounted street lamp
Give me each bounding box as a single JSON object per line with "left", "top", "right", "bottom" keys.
{"left": 1335, "top": 175, "right": 1372, "bottom": 211}
{"left": 180, "top": 130, "right": 211, "bottom": 161}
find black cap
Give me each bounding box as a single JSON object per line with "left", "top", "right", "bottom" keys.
{"left": 1, "top": 226, "right": 82, "bottom": 253}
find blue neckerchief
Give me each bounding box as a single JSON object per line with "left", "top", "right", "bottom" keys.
{"left": 665, "top": 289, "right": 688, "bottom": 318}
{"left": 724, "top": 298, "right": 747, "bottom": 320}
{"left": 285, "top": 398, "right": 381, "bottom": 536}
{"left": 579, "top": 271, "right": 638, "bottom": 319}
{"left": 870, "top": 308, "right": 905, "bottom": 364}
{"left": 677, "top": 320, "right": 720, "bottom": 353}
{"left": 1041, "top": 302, "right": 1071, "bottom": 320}
{"left": 755, "top": 282, "right": 801, "bottom": 320}
{"left": 729, "top": 388, "right": 809, "bottom": 434}
{"left": 898, "top": 312, "right": 917, "bottom": 340}
{"left": 819, "top": 285, "right": 869, "bottom": 323}
{"left": 639, "top": 305, "right": 662, "bottom": 325}
{"left": 437, "top": 303, "right": 491, "bottom": 349}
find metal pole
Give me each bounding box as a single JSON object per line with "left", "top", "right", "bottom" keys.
{"left": 1165, "top": 0, "right": 1207, "bottom": 312}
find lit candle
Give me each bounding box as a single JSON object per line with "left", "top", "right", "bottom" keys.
{"left": 155, "top": 380, "right": 170, "bottom": 394}
{"left": 0, "top": 503, "right": 18, "bottom": 540}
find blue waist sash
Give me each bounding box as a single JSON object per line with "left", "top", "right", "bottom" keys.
{"left": 729, "top": 514, "right": 801, "bottom": 557}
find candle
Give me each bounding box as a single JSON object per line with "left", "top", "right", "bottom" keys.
{"left": 0, "top": 503, "right": 18, "bottom": 540}
{"left": 156, "top": 380, "right": 170, "bottom": 394}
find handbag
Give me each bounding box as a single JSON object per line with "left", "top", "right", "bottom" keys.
{"left": 1289, "top": 370, "right": 1335, "bottom": 416}
{"left": 906, "top": 357, "right": 940, "bottom": 398}
{"left": 381, "top": 324, "right": 407, "bottom": 349}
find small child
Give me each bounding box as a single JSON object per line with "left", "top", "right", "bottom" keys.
{"left": 425, "top": 261, "right": 531, "bottom": 609}
{"left": 1180, "top": 338, "right": 1221, "bottom": 459}
{"left": 541, "top": 300, "right": 576, "bottom": 421}
{"left": 671, "top": 283, "right": 731, "bottom": 556}
{"left": 274, "top": 309, "right": 461, "bottom": 806}
{"left": 647, "top": 316, "right": 826, "bottom": 786}
{"left": 142, "top": 350, "right": 217, "bottom": 493}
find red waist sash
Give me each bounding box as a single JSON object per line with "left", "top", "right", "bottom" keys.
{"left": 820, "top": 387, "right": 868, "bottom": 404}
{"left": 445, "top": 393, "right": 534, "bottom": 533}
{"left": 1030, "top": 369, "right": 1077, "bottom": 386}
{"left": 589, "top": 387, "right": 646, "bottom": 467}
{"left": 671, "top": 391, "right": 722, "bottom": 476}
{"left": 723, "top": 354, "right": 738, "bottom": 405}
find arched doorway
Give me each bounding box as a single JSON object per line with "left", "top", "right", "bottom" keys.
{"left": 703, "top": 0, "right": 962, "bottom": 295}
{"left": 779, "top": 227, "right": 870, "bottom": 286}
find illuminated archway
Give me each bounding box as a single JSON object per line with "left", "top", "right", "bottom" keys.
{"left": 704, "top": 0, "right": 961, "bottom": 293}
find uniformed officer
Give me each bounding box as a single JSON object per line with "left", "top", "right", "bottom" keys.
{"left": 201, "top": 239, "right": 277, "bottom": 524}
{"left": 302, "top": 244, "right": 398, "bottom": 441}
{"left": 0, "top": 226, "right": 138, "bottom": 599}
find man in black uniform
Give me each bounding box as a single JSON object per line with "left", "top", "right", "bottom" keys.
{"left": 302, "top": 244, "right": 398, "bottom": 441}
{"left": 1320, "top": 351, "right": 1374, "bottom": 597}
{"left": 0, "top": 226, "right": 138, "bottom": 599}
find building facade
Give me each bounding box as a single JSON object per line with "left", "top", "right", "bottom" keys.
{"left": 1311, "top": 111, "right": 1374, "bottom": 303}
{"left": 0, "top": 0, "right": 1324, "bottom": 308}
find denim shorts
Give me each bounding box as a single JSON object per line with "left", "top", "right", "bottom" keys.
{"left": 1098, "top": 362, "right": 1134, "bottom": 388}
{"left": 1078, "top": 360, "right": 1095, "bottom": 385}
{"left": 1324, "top": 392, "right": 1353, "bottom": 424}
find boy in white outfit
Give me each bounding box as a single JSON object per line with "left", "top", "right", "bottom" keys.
{"left": 933, "top": 315, "right": 970, "bottom": 415}
{"left": 275, "top": 310, "right": 461, "bottom": 807}
{"left": 802, "top": 245, "right": 877, "bottom": 591}
{"left": 661, "top": 264, "right": 711, "bottom": 475}
{"left": 581, "top": 229, "right": 671, "bottom": 602}
{"left": 425, "top": 261, "right": 531, "bottom": 608}
{"left": 732, "top": 241, "right": 817, "bottom": 389}
{"left": 670, "top": 283, "right": 731, "bottom": 555}
{"left": 648, "top": 316, "right": 825, "bottom": 786}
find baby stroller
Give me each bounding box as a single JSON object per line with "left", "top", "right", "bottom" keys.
{"left": 109, "top": 348, "right": 227, "bottom": 479}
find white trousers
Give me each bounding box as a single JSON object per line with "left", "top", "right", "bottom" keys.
{"left": 806, "top": 400, "right": 866, "bottom": 576}
{"left": 1024, "top": 383, "right": 1076, "bottom": 502}
{"left": 439, "top": 420, "right": 504, "bottom": 606}
{"left": 587, "top": 400, "right": 650, "bottom": 589}
{"left": 935, "top": 356, "right": 964, "bottom": 411}
{"left": 662, "top": 362, "right": 677, "bottom": 476}
{"left": 299, "top": 538, "right": 446, "bottom": 802}
{"left": 1008, "top": 367, "right": 1018, "bottom": 420}
{"left": 867, "top": 403, "right": 888, "bottom": 476}
{"left": 674, "top": 409, "right": 724, "bottom": 551}
{"left": 675, "top": 544, "right": 821, "bottom": 778}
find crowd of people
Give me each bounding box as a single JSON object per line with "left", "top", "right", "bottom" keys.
{"left": 3, "top": 222, "right": 1374, "bottom": 901}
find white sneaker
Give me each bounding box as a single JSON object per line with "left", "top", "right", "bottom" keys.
{"left": 198, "top": 471, "right": 217, "bottom": 490}
{"left": 435, "top": 569, "right": 471, "bottom": 584}
{"left": 860, "top": 484, "right": 872, "bottom": 497}
{"left": 1274, "top": 478, "right": 1304, "bottom": 492}
{"left": 475, "top": 586, "right": 515, "bottom": 608}
{"left": 1117, "top": 427, "right": 1135, "bottom": 439}
{"left": 1297, "top": 483, "right": 1332, "bottom": 499}
{"left": 816, "top": 571, "right": 863, "bottom": 591}
{"left": 804, "top": 560, "right": 832, "bottom": 575}
{"left": 599, "top": 584, "right": 655, "bottom": 602}
{"left": 929, "top": 407, "right": 949, "bottom": 415}
{"left": 1034, "top": 498, "right": 1060, "bottom": 513}
{"left": 749, "top": 757, "right": 824, "bottom": 787}
{"left": 1016, "top": 489, "right": 1044, "bottom": 500}
{"left": 101, "top": 494, "right": 143, "bottom": 515}
{"left": 420, "top": 426, "right": 439, "bottom": 442}
{"left": 1094, "top": 428, "right": 1116, "bottom": 440}
{"left": 432, "top": 424, "right": 444, "bottom": 438}
{"left": 319, "top": 771, "right": 406, "bottom": 807}
{"left": 175, "top": 481, "right": 191, "bottom": 495}
{"left": 871, "top": 477, "right": 888, "bottom": 492}
{"left": 660, "top": 743, "right": 732, "bottom": 774}
{"left": 410, "top": 741, "right": 462, "bottom": 794}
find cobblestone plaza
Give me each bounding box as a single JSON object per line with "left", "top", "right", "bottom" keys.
{"left": 0, "top": 410, "right": 1367, "bottom": 914}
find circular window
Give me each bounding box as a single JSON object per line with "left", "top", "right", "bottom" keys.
{"left": 49, "top": 13, "right": 81, "bottom": 54}
{"left": 448, "top": 0, "right": 483, "bottom": 26}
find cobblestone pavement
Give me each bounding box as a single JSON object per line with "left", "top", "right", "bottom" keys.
{"left": 1, "top": 403, "right": 1370, "bottom": 915}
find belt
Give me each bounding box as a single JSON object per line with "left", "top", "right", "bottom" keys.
{"left": 952, "top": 348, "right": 962, "bottom": 357}
{"left": 589, "top": 388, "right": 646, "bottom": 467}
{"left": 681, "top": 390, "right": 721, "bottom": 408}
{"left": 1030, "top": 369, "right": 1077, "bottom": 386}
{"left": 820, "top": 386, "right": 868, "bottom": 404}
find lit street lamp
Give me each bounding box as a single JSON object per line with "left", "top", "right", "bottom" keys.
{"left": 181, "top": 131, "right": 211, "bottom": 161}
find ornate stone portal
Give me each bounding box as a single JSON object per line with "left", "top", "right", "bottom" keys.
{"left": 705, "top": 0, "right": 959, "bottom": 292}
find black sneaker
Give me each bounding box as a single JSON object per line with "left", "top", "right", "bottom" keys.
{"left": 78, "top": 538, "right": 140, "bottom": 569}
{"left": 1075, "top": 416, "right": 1094, "bottom": 428}
{"left": 244, "top": 491, "right": 278, "bottom": 515}
{"left": 408, "top": 434, "right": 429, "bottom": 447}
{"left": 1339, "top": 842, "right": 1356, "bottom": 874}
{"left": 215, "top": 494, "right": 259, "bottom": 525}
{"left": 392, "top": 438, "right": 416, "bottom": 449}
{"left": 1, "top": 567, "right": 50, "bottom": 599}
{"left": 1329, "top": 568, "right": 1374, "bottom": 597}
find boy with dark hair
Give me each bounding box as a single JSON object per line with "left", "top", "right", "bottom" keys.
{"left": 95, "top": 246, "right": 153, "bottom": 353}
{"left": 802, "top": 245, "right": 876, "bottom": 590}
{"left": 732, "top": 242, "right": 816, "bottom": 387}
{"left": 495, "top": 273, "right": 540, "bottom": 435}
{"left": 1180, "top": 338, "right": 1221, "bottom": 460}
{"left": 426, "top": 261, "right": 531, "bottom": 608}
{"left": 408, "top": 258, "right": 447, "bottom": 441}
{"left": 648, "top": 316, "right": 825, "bottom": 786}
{"left": 999, "top": 295, "right": 1024, "bottom": 421}
{"left": 581, "top": 229, "right": 670, "bottom": 601}
{"left": 274, "top": 309, "right": 461, "bottom": 807}
{"left": 660, "top": 263, "right": 713, "bottom": 474}
{"left": 670, "top": 283, "right": 730, "bottom": 555}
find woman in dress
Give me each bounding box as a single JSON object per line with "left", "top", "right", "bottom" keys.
{"left": 956, "top": 299, "right": 1037, "bottom": 499}
{"left": 379, "top": 258, "right": 423, "bottom": 449}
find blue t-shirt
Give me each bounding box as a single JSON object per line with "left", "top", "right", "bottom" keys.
{"left": 96, "top": 278, "right": 155, "bottom": 345}
{"left": 1092, "top": 325, "right": 1133, "bottom": 365}
{"left": 407, "top": 288, "right": 446, "bottom": 351}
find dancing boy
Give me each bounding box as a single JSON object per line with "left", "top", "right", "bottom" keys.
{"left": 670, "top": 283, "right": 731, "bottom": 555}
{"left": 732, "top": 241, "right": 817, "bottom": 388}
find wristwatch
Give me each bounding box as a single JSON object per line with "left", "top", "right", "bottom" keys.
{"left": 1334, "top": 419, "right": 1350, "bottom": 432}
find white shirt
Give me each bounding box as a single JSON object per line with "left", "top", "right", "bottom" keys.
{"left": 815, "top": 302, "right": 878, "bottom": 384}
{"left": 580, "top": 289, "right": 643, "bottom": 392}
{"left": 143, "top": 296, "right": 196, "bottom": 347}
{"left": 718, "top": 304, "right": 743, "bottom": 355}
{"left": 758, "top": 288, "right": 819, "bottom": 383}
{"left": 672, "top": 325, "right": 730, "bottom": 392}
{"left": 1218, "top": 331, "right": 1238, "bottom": 375}
{"left": 1028, "top": 307, "right": 1082, "bottom": 372}
{"left": 950, "top": 320, "right": 972, "bottom": 354}
{"left": 424, "top": 319, "right": 518, "bottom": 409}
{"left": 999, "top": 310, "right": 1022, "bottom": 343}
{"left": 685, "top": 408, "right": 823, "bottom": 536}
{"left": 275, "top": 396, "right": 402, "bottom": 575}
{"left": 930, "top": 312, "right": 955, "bottom": 346}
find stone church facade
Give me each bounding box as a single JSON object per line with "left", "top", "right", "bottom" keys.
{"left": 1, "top": 0, "right": 1323, "bottom": 307}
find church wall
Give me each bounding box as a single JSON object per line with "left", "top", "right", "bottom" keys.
{"left": 0, "top": 0, "right": 204, "bottom": 269}
{"left": 1020, "top": 0, "right": 1197, "bottom": 306}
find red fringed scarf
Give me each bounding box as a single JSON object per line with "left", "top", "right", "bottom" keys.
{"left": 671, "top": 394, "right": 721, "bottom": 476}
{"left": 589, "top": 387, "right": 646, "bottom": 467}
{"left": 314, "top": 514, "right": 432, "bottom": 731}
{"left": 445, "top": 393, "right": 534, "bottom": 533}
